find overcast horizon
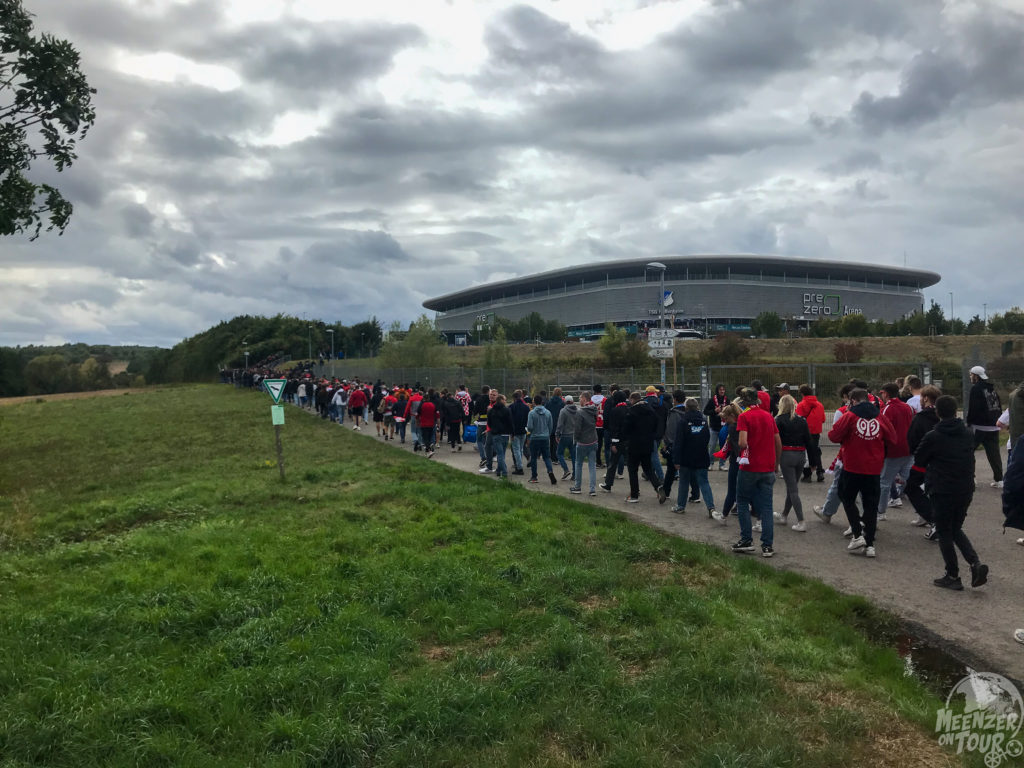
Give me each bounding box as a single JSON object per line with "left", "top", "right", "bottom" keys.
{"left": 2, "top": 0, "right": 1023, "bottom": 348}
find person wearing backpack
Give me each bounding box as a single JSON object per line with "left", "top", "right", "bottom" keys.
{"left": 966, "top": 366, "right": 1004, "bottom": 488}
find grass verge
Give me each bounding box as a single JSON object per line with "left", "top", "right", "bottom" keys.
{"left": 0, "top": 385, "right": 976, "bottom": 767}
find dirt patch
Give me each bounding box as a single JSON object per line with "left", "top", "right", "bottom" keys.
{"left": 421, "top": 630, "right": 504, "bottom": 663}
{"left": 631, "top": 559, "right": 732, "bottom": 589}
{"left": 782, "top": 679, "right": 960, "bottom": 768}
{"left": 422, "top": 645, "right": 453, "bottom": 662}
{"left": 579, "top": 594, "right": 618, "bottom": 612}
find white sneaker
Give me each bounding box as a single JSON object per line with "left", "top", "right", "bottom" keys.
{"left": 712, "top": 509, "right": 725, "bottom": 523}
{"left": 843, "top": 526, "right": 853, "bottom": 538}
{"left": 877, "top": 512, "right": 887, "bottom": 522}
{"left": 864, "top": 546, "right": 876, "bottom": 558}
{"left": 910, "top": 516, "right": 927, "bottom": 527}
{"left": 791, "top": 521, "right": 806, "bottom": 532}
{"left": 773, "top": 512, "right": 785, "bottom": 522}
{"left": 991, "top": 480, "right": 1004, "bottom": 488}
{"left": 752, "top": 520, "right": 762, "bottom": 532}
{"left": 848, "top": 535, "right": 866, "bottom": 551}
{"left": 887, "top": 497, "right": 902, "bottom": 508}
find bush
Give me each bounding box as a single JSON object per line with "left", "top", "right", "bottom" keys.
{"left": 833, "top": 342, "right": 864, "bottom": 363}
{"left": 701, "top": 333, "right": 750, "bottom": 365}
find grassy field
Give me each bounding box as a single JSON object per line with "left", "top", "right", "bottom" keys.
{"left": 0, "top": 386, "right": 973, "bottom": 767}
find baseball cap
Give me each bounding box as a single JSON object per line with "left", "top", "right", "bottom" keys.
{"left": 564, "top": 396, "right": 573, "bottom": 403}
{"left": 645, "top": 385, "right": 658, "bottom": 394}
{"left": 969, "top": 366, "right": 988, "bottom": 380}
{"left": 775, "top": 383, "right": 789, "bottom": 390}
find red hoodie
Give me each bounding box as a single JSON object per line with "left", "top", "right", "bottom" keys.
{"left": 417, "top": 400, "right": 437, "bottom": 428}
{"left": 348, "top": 388, "right": 367, "bottom": 409}
{"left": 795, "top": 395, "right": 825, "bottom": 435}
{"left": 827, "top": 402, "right": 897, "bottom": 475}
{"left": 757, "top": 390, "right": 771, "bottom": 413}
{"left": 880, "top": 397, "right": 914, "bottom": 458}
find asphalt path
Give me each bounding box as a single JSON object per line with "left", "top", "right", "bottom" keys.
{"left": 349, "top": 421, "right": 1023, "bottom": 682}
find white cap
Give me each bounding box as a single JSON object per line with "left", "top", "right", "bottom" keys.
{"left": 970, "top": 365, "right": 988, "bottom": 380}
{"left": 564, "top": 396, "right": 574, "bottom": 403}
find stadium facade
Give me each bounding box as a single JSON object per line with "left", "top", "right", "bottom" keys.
{"left": 423, "top": 255, "right": 941, "bottom": 341}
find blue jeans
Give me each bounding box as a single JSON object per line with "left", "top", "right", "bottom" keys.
{"left": 492, "top": 434, "right": 509, "bottom": 477}
{"left": 511, "top": 434, "right": 526, "bottom": 470}
{"left": 574, "top": 443, "right": 598, "bottom": 493}
{"left": 821, "top": 467, "right": 844, "bottom": 518}
{"left": 649, "top": 441, "right": 665, "bottom": 483}
{"left": 475, "top": 425, "right": 488, "bottom": 461}
{"left": 529, "top": 437, "right": 553, "bottom": 478}
{"left": 556, "top": 437, "right": 575, "bottom": 474}
{"left": 736, "top": 471, "right": 775, "bottom": 547}
{"left": 676, "top": 467, "right": 714, "bottom": 510}
{"left": 877, "top": 455, "right": 914, "bottom": 515}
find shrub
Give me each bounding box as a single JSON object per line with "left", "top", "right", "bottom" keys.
{"left": 701, "top": 333, "right": 750, "bottom": 365}
{"left": 833, "top": 342, "right": 864, "bottom": 363}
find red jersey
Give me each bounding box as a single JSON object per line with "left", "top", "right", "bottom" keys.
{"left": 880, "top": 397, "right": 914, "bottom": 458}
{"left": 737, "top": 406, "right": 779, "bottom": 473}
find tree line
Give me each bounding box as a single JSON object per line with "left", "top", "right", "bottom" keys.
{"left": 749, "top": 303, "right": 1024, "bottom": 338}
{"left": 0, "top": 344, "right": 160, "bottom": 397}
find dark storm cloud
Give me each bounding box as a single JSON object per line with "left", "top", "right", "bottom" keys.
{"left": 121, "top": 204, "right": 155, "bottom": 239}
{"left": 852, "top": 4, "right": 1024, "bottom": 134}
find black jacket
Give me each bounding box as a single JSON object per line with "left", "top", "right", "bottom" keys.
{"left": 487, "top": 402, "right": 513, "bottom": 436}
{"left": 966, "top": 380, "right": 998, "bottom": 428}
{"left": 915, "top": 418, "right": 975, "bottom": 498}
{"left": 1003, "top": 435, "right": 1024, "bottom": 531}
{"left": 473, "top": 394, "right": 491, "bottom": 422}
{"left": 672, "top": 410, "right": 711, "bottom": 469}
{"left": 703, "top": 394, "right": 728, "bottom": 431}
{"left": 509, "top": 398, "right": 530, "bottom": 435}
{"left": 775, "top": 413, "right": 811, "bottom": 449}
{"left": 645, "top": 396, "right": 668, "bottom": 441}
{"left": 441, "top": 397, "right": 464, "bottom": 423}
{"left": 624, "top": 401, "right": 660, "bottom": 450}
{"left": 546, "top": 396, "right": 565, "bottom": 430}
{"left": 603, "top": 395, "right": 631, "bottom": 444}
{"left": 906, "top": 407, "right": 940, "bottom": 456}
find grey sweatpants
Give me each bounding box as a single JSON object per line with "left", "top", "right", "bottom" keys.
{"left": 780, "top": 450, "right": 806, "bottom": 522}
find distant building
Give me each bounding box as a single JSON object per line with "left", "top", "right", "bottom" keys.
{"left": 423, "top": 254, "right": 940, "bottom": 340}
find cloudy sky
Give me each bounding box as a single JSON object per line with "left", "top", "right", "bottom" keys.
{"left": 3, "top": 0, "right": 1023, "bottom": 347}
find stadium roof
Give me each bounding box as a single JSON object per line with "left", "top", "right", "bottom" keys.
{"left": 423, "top": 254, "right": 941, "bottom": 311}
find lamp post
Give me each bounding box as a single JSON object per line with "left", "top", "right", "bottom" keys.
{"left": 983, "top": 303, "right": 987, "bottom": 326}
{"left": 326, "top": 329, "right": 334, "bottom": 377}
{"left": 243, "top": 340, "right": 249, "bottom": 371}
{"left": 645, "top": 261, "right": 668, "bottom": 383}
{"left": 949, "top": 292, "right": 954, "bottom": 322}
{"left": 307, "top": 325, "right": 312, "bottom": 361}
{"left": 360, "top": 332, "right": 365, "bottom": 358}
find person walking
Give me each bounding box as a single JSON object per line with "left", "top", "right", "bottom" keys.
{"left": 441, "top": 390, "right": 465, "bottom": 451}
{"left": 827, "top": 388, "right": 896, "bottom": 559}
{"left": 571, "top": 392, "right": 600, "bottom": 496}
{"left": 704, "top": 384, "right": 729, "bottom": 470}
{"left": 714, "top": 403, "right": 742, "bottom": 523}
{"left": 527, "top": 395, "right": 557, "bottom": 485}
{"left": 474, "top": 386, "right": 493, "bottom": 469}
{"left": 775, "top": 394, "right": 811, "bottom": 531}
{"left": 546, "top": 387, "right": 565, "bottom": 459}
{"left": 671, "top": 398, "right": 715, "bottom": 515}
{"left": 731, "top": 388, "right": 782, "bottom": 557}
{"left": 876, "top": 382, "right": 916, "bottom": 520}
{"left": 555, "top": 396, "right": 578, "bottom": 481}
{"left": 485, "top": 393, "right": 513, "bottom": 478}
{"left": 916, "top": 395, "right": 989, "bottom": 590}
{"left": 814, "top": 383, "right": 856, "bottom": 526}
{"left": 796, "top": 384, "right": 826, "bottom": 482}
{"left": 643, "top": 385, "right": 667, "bottom": 488}
{"left": 509, "top": 390, "right": 530, "bottom": 475}
{"left": 592, "top": 385, "right": 607, "bottom": 468}
{"left": 598, "top": 390, "right": 630, "bottom": 493}
{"left": 418, "top": 389, "right": 438, "bottom": 458}
{"left": 966, "top": 366, "right": 1004, "bottom": 488}
{"left": 623, "top": 392, "right": 667, "bottom": 504}
{"left": 905, "top": 386, "right": 941, "bottom": 535}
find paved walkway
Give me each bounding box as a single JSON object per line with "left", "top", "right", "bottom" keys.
{"left": 351, "top": 422, "right": 1023, "bottom": 682}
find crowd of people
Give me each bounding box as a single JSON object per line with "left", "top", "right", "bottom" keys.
{"left": 239, "top": 365, "right": 1024, "bottom": 645}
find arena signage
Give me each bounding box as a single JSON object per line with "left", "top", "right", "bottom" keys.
{"left": 802, "top": 293, "right": 862, "bottom": 317}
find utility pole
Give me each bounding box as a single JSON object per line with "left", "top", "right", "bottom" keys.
{"left": 307, "top": 325, "right": 312, "bottom": 361}
{"left": 326, "top": 329, "right": 334, "bottom": 377}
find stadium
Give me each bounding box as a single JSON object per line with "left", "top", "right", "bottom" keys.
{"left": 423, "top": 255, "right": 941, "bottom": 341}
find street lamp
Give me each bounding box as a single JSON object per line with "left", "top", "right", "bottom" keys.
{"left": 243, "top": 340, "right": 249, "bottom": 371}
{"left": 307, "top": 325, "right": 312, "bottom": 361}
{"left": 360, "top": 332, "right": 365, "bottom": 358}
{"left": 645, "top": 261, "right": 668, "bottom": 384}
{"left": 983, "top": 303, "right": 987, "bottom": 326}
{"left": 326, "top": 329, "right": 335, "bottom": 377}
{"left": 949, "top": 292, "right": 954, "bottom": 322}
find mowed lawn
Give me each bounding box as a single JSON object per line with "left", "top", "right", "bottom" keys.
{"left": 0, "top": 386, "right": 971, "bottom": 767}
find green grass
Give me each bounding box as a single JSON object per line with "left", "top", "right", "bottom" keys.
{"left": 0, "top": 386, "right": 972, "bottom": 767}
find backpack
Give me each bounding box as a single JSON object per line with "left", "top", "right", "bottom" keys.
{"left": 985, "top": 387, "right": 1002, "bottom": 421}
{"left": 376, "top": 395, "right": 388, "bottom": 414}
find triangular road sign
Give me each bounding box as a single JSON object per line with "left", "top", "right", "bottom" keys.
{"left": 263, "top": 378, "right": 287, "bottom": 404}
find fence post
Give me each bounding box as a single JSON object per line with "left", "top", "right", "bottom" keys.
{"left": 923, "top": 363, "right": 932, "bottom": 385}
{"left": 590, "top": 367, "right": 594, "bottom": 388}
{"left": 700, "top": 366, "right": 710, "bottom": 403}
{"left": 809, "top": 364, "right": 816, "bottom": 391}
{"left": 629, "top": 367, "right": 634, "bottom": 389}
{"left": 503, "top": 368, "right": 507, "bottom": 394}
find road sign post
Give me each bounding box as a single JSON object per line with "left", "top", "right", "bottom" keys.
{"left": 263, "top": 379, "right": 287, "bottom": 482}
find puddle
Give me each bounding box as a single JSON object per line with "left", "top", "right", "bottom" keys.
{"left": 892, "top": 631, "right": 972, "bottom": 695}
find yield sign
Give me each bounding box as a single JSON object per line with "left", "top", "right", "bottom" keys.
{"left": 263, "top": 378, "right": 287, "bottom": 404}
